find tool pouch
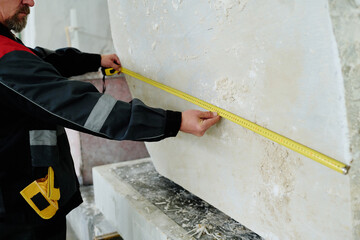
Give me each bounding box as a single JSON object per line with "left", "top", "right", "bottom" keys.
{"left": 20, "top": 167, "right": 60, "bottom": 219}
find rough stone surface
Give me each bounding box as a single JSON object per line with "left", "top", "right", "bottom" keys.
{"left": 107, "top": 0, "right": 358, "bottom": 239}
{"left": 328, "top": 0, "right": 360, "bottom": 238}
{"left": 94, "top": 159, "right": 263, "bottom": 240}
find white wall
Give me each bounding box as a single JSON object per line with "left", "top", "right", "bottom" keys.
{"left": 22, "top": 0, "right": 114, "bottom": 54}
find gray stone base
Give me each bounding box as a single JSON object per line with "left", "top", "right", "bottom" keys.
{"left": 93, "top": 158, "right": 262, "bottom": 240}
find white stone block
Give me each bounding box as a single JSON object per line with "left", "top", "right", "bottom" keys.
{"left": 106, "top": 0, "right": 359, "bottom": 239}
{"left": 93, "top": 158, "right": 262, "bottom": 240}
{"left": 93, "top": 159, "right": 191, "bottom": 240}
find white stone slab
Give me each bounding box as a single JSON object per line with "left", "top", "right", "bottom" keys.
{"left": 93, "top": 158, "right": 262, "bottom": 240}
{"left": 107, "top": 1, "right": 356, "bottom": 239}
{"left": 93, "top": 159, "right": 189, "bottom": 240}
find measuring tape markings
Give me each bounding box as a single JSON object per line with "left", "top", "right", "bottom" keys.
{"left": 106, "top": 67, "right": 350, "bottom": 175}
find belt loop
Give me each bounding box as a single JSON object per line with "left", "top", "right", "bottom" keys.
{"left": 0, "top": 187, "right": 5, "bottom": 215}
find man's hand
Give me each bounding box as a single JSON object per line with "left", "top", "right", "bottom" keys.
{"left": 101, "top": 54, "right": 121, "bottom": 71}
{"left": 180, "top": 110, "right": 220, "bottom": 136}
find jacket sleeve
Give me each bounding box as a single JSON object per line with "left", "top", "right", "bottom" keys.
{"left": 0, "top": 50, "right": 181, "bottom": 141}
{"left": 31, "top": 47, "right": 101, "bottom": 78}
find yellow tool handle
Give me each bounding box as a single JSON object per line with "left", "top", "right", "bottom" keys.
{"left": 20, "top": 167, "right": 59, "bottom": 219}
{"left": 104, "top": 67, "right": 350, "bottom": 175}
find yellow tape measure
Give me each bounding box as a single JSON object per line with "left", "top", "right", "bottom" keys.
{"left": 104, "top": 67, "right": 350, "bottom": 175}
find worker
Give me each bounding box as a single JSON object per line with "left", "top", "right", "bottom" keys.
{"left": 0, "top": 0, "right": 220, "bottom": 239}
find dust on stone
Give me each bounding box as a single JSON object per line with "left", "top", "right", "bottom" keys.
{"left": 112, "top": 161, "right": 263, "bottom": 240}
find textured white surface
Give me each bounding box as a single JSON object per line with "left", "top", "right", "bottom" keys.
{"left": 107, "top": 0, "right": 353, "bottom": 239}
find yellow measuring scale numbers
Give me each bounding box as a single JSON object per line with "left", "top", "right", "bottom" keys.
{"left": 104, "top": 67, "right": 350, "bottom": 175}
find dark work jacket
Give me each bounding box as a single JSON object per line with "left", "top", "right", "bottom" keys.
{"left": 0, "top": 24, "right": 181, "bottom": 224}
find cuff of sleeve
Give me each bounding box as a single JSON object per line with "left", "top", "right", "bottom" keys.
{"left": 164, "top": 110, "right": 182, "bottom": 138}
{"left": 84, "top": 53, "right": 102, "bottom": 72}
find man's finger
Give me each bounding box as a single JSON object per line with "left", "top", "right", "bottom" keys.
{"left": 202, "top": 115, "right": 221, "bottom": 129}
{"left": 199, "top": 111, "right": 218, "bottom": 119}
{"left": 113, "top": 60, "right": 121, "bottom": 71}
{"left": 113, "top": 55, "right": 121, "bottom": 66}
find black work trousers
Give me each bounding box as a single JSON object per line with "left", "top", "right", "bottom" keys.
{"left": 0, "top": 215, "right": 66, "bottom": 240}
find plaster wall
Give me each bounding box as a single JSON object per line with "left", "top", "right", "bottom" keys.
{"left": 22, "top": 0, "right": 114, "bottom": 53}
{"left": 108, "top": 0, "right": 358, "bottom": 239}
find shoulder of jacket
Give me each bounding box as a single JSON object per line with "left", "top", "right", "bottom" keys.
{"left": 0, "top": 35, "right": 35, "bottom": 59}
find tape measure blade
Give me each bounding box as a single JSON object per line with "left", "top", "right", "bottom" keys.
{"left": 121, "top": 67, "right": 350, "bottom": 175}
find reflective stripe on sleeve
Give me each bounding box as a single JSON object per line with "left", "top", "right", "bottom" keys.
{"left": 84, "top": 94, "right": 117, "bottom": 133}
{"left": 30, "top": 130, "right": 57, "bottom": 146}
